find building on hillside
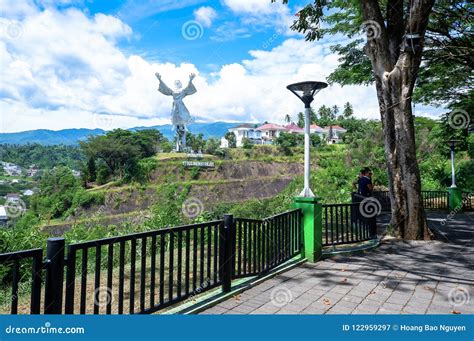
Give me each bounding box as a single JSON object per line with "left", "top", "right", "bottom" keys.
{"left": 0, "top": 206, "right": 7, "bottom": 226}
{"left": 257, "top": 123, "right": 287, "bottom": 144}
{"left": 310, "top": 124, "right": 326, "bottom": 138}
{"left": 224, "top": 123, "right": 262, "bottom": 147}
{"left": 284, "top": 123, "right": 304, "bottom": 134}
{"left": 2, "top": 162, "right": 22, "bottom": 176}
{"left": 220, "top": 137, "right": 229, "bottom": 148}
{"left": 324, "top": 125, "right": 347, "bottom": 144}
{"left": 5, "top": 193, "right": 21, "bottom": 204}
{"left": 23, "top": 189, "right": 35, "bottom": 196}
{"left": 27, "top": 165, "right": 39, "bottom": 177}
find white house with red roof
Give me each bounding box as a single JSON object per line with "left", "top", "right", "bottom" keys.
{"left": 221, "top": 122, "right": 347, "bottom": 147}
{"left": 222, "top": 123, "right": 262, "bottom": 147}
{"left": 310, "top": 124, "right": 325, "bottom": 137}
{"left": 284, "top": 123, "right": 304, "bottom": 134}
{"left": 257, "top": 123, "right": 288, "bottom": 143}
{"left": 324, "top": 125, "right": 347, "bottom": 144}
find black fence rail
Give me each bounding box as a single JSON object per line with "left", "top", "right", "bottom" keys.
{"left": 64, "top": 220, "right": 223, "bottom": 315}
{"left": 371, "top": 191, "right": 391, "bottom": 211}
{"left": 0, "top": 249, "right": 43, "bottom": 314}
{"left": 322, "top": 202, "right": 377, "bottom": 247}
{"left": 372, "top": 190, "right": 450, "bottom": 211}
{"left": 422, "top": 191, "right": 449, "bottom": 209}
{"left": 462, "top": 192, "right": 473, "bottom": 211}
{"left": 233, "top": 209, "right": 302, "bottom": 279}
{"left": 0, "top": 209, "right": 302, "bottom": 315}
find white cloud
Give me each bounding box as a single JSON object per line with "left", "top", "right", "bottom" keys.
{"left": 211, "top": 0, "right": 296, "bottom": 42}
{"left": 119, "top": 0, "right": 206, "bottom": 21}
{"left": 0, "top": 3, "right": 443, "bottom": 133}
{"left": 194, "top": 6, "right": 217, "bottom": 27}
{"left": 223, "top": 0, "right": 284, "bottom": 14}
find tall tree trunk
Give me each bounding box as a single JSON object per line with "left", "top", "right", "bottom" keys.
{"left": 360, "top": 0, "right": 435, "bottom": 239}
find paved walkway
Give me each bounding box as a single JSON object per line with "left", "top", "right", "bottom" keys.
{"left": 200, "top": 212, "right": 474, "bottom": 315}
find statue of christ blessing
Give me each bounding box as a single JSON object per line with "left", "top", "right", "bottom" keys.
{"left": 155, "top": 72, "right": 197, "bottom": 152}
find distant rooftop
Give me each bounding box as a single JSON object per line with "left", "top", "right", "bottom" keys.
{"left": 310, "top": 124, "right": 325, "bottom": 132}
{"left": 257, "top": 123, "right": 287, "bottom": 131}
{"left": 284, "top": 123, "right": 304, "bottom": 132}
{"left": 230, "top": 123, "right": 259, "bottom": 130}
{"left": 325, "top": 125, "right": 347, "bottom": 131}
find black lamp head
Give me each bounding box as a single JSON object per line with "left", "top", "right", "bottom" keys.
{"left": 287, "top": 81, "right": 327, "bottom": 108}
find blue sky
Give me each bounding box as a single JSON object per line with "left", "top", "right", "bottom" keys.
{"left": 0, "top": 0, "right": 443, "bottom": 133}
{"left": 84, "top": 0, "right": 302, "bottom": 72}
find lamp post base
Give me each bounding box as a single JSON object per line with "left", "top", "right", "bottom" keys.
{"left": 299, "top": 187, "right": 315, "bottom": 198}
{"left": 293, "top": 196, "right": 322, "bottom": 263}
{"left": 448, "top": 186, "right": 463, "bottom": 212}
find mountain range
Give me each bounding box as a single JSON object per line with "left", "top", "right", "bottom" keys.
{"left": 0, "top": 122, "right": 238, "bottom": 145}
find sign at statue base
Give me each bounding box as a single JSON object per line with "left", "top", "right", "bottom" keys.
{"left": 183, "top": 160, "right": 215, "bottom": 168}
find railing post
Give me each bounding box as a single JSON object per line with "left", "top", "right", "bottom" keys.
{"left": 44, "top": 237, "right": 65, "bottom": 314}
{"left": 293, "top": 197, "right": 322, "bottom": 263}
{"left": 220, "top": 214, "right": 233, "bottom": 293}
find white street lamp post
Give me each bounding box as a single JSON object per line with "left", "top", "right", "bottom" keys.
{"left": 287, "top": 81, "right": 328, "bottom": 197}
{"left": 448, "top": 140, "right": 460, "bottom": 188}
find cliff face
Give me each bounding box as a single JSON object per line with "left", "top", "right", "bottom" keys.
{"left": 43, "top": 160, "right": 303, "bottom": 235}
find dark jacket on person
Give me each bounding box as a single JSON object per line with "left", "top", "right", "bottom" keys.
{"left": 357, "top": 176, "right": 372, "bottom": 197}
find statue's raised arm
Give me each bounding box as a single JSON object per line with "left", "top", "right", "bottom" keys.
{"left": 156, "top": 72, "right": 173, "bottom": 96}
{"left": 182, "top": 73, "right": 197, "bottom": 97}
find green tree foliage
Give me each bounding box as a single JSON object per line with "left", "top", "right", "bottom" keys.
{"left": 185, "top": 132, "right": 206, "bottom": 152}
{"left": 317, "top": 105, "right": 333, "bottom": 126}
{"left": 86, "top": 156, "right": 96, "bottom": 182}
{"left": 30, "top": 166, "right": 80, "bottom": 219}
{"left": 0, "top": 144, "right": 83, "bottom": 169}
{"left": 204, "top": 137, "right": 221, "bottom": 155}
{"left": 297, "top": 112, "right": 305, "bottom": 128}
{"left": 342, "top": 102, "right": 354, "bottom": 118}
{"left": 80, "top": 129, "right": 163, "bottom": 182}
{"left": 275, "top": 132, "right": 321, "bottom": 155}
{"left": 276, "top": 0, "right": 464, "bottom": 239}
{"left": 288, "top": 0, "right": 472, "bottom": 113}
{"left": 224, "top": 132, "right": 237, "bottom": 148}
{"left": 242, "top": 138, "right": 254, "bottom": 149}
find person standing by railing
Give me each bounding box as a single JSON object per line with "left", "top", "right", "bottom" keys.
{"left": 357, "top": 167, "right": 373, "bottom": 197}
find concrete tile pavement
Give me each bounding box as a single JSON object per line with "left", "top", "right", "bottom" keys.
{"left": 199, "top": 213, "right": 474, "bottom": 315}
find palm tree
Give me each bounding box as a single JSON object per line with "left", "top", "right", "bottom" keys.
{"left": 284, "top": 114, "right": 291, "bottom": 124}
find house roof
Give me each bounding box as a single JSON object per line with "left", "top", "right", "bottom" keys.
{"left": 325, "top": 125, "right": 347, "bottom": 132}
{"left": 284, "top": 124, "right": 304, "bottom": 132}
{"left": 257, "top": 123, "right": 287, "bottom": 131}
{"left": 230, "top": 123, "right": 258, "bottom": 130}
{"left": 310, "top": 124, "right": 325, "bottom": 132}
